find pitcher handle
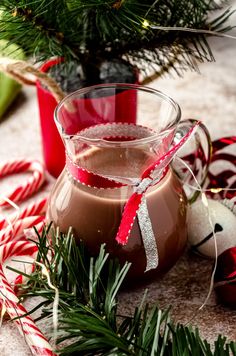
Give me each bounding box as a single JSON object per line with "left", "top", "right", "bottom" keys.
{"left": 172, "top": 119, "right": 212, "bottom": 203}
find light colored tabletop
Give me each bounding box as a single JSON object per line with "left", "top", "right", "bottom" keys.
{"left": 1, "top": 5, "right": 236, "bottom": 355}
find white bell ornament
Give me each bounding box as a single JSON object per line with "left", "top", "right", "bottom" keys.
{"left": 187, "top": 198, "right": 236, "bottom": 258}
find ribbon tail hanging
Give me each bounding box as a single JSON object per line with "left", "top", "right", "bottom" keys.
{"left": 137, "top": 196, "right": 159, "bottom": 272}
{"left": 116, "top": 192, "right": 143, "bottom": 245}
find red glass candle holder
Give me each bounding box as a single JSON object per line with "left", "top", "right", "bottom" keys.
{"left": 36, "top": 58, "right": 65, "bottom": 178}
{"left": 36, "top": 59, "right": 138, "bottom": 177}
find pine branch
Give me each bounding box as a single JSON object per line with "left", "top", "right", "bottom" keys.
{"left": 0, "top": 0, "right": 235, "bottom": 78}
{"left": 8, "top": 226, "right": 236, "bottom": 356}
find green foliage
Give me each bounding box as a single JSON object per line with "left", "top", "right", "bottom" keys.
{"left": 0, "top": 0, "right": 234, "bottom": 78}
{"left": 8, "top": 226, "right": 236, "bottom": 355}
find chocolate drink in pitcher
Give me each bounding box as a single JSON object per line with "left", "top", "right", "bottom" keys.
{"left": 47, "top": 145, "right": 188, "bottom": 281}
{"left": 47, "top": 84, "right": 211, "bottom": 282}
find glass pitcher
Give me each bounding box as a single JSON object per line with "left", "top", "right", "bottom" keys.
{"left": 47, "top": 84, "right": 211, "bottom": 281}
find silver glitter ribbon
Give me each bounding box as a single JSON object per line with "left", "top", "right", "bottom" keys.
{"left": 134, "top": 170, "right": 165, "bottom": 272}
{"left": 137, "top": 196, "right": 159, "bottom": 272}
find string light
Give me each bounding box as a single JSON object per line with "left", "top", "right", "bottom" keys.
{"left": 211, "top": 188, "right": 223, "bottom": 194}
{"left": 142, "top": 20, "right": 150, "bottom": 28}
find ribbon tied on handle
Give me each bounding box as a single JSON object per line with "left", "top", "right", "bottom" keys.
{"left": 66, "top": 121, "right": 200, "bottom": 271}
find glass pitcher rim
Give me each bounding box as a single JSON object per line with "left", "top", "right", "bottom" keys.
{"left": 54, "top": 83, "right": 182, "bottom": 147}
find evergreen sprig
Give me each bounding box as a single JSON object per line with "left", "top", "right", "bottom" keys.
{"left": 0, "top": 0, "right": 235, "bottom": 79}
{"left": 8, "top": 226, "right": 236, "bottom": 356}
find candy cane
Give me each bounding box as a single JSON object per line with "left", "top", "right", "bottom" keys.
{"left": 0, "top": 240, "right": 38, "bottom": 291}
{"left": 0, "top": 210, "right": 45, "bottom": 290}
{"left": 0, "top": 215, "right": 45, "bottom": 245}
{"left": 0, "top": 159, "right": 45, "bottom": 207}
{"left": 0, "top": 158, "right": 54, "bottom": 354}
{"left": 0, "top": 240, "right": 37, "bottom": 265}
{"left": 0, "top": 241, "right": 55, "bottom": 354}
{"left": 0, "top": 264, "right": 56, "bottom": 356}
{"left": 0, "top": 197, "right": 47, "bottom": 230}
{"left": 0, "top": 228, "right": 54, "bottom": 356}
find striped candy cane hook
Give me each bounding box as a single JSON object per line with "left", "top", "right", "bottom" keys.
{"left": 0, "top": 264, "right": 56, "bottom": 356}
{"left": 0, "top": 159, "right": 45, "bottom": 207}
{"left": 0, "top": 158, "right": 54, "bottom": 354}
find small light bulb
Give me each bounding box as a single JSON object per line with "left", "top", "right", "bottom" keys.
{"left": 211, "top": 188, "right": 223, "bottom": 193}
{"left": 142, "top": 20, "right": 150, "bottom": 28}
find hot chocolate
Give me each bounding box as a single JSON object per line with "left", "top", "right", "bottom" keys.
{"left": 47, "top": 146, "right": 187, "bottom": 280}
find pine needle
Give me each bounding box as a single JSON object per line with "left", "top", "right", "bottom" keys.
{"left": 10, "top": 226, "right": 236, "bottom": 355}
{"left": 0, "top": 0, "right": 234, "bottom": 78}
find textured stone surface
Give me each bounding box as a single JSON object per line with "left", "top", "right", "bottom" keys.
{"left": 1, "top": 5, "right": 236, "bottom": 354}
